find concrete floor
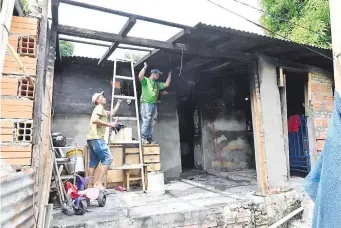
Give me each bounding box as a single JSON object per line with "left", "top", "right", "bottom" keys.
{"left": 50, "top": 170, "right": 306, "bottom": 228}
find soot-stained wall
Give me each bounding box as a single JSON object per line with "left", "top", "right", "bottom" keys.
{"left": 194, "top": 73, "right": 254, "bottom": 171}
{"left": 52, "top": 57, "right": 181, "bottom": 178}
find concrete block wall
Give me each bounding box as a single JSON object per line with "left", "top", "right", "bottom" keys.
{"left": 0, "top": 16, "right": 38, "bottom": 166}
{"left": 309, "top": 71, "right": 334, "bottom": 152}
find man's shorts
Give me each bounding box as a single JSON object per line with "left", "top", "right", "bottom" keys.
{"left": 87, "top": 139, "right": 113, "bottom": 168}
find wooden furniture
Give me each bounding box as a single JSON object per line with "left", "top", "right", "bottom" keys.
{"left": 143, "top": 144, "right": 161, "bottom": 172}
{"left": 84, "top": 144, "right": 161, "bottom": 189}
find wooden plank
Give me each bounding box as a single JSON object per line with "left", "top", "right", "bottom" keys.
{"left": 1, "top": 145, "right": 31, "bottom": 152}
{"left": 0, "top": 121, "right": 15, "bottom": 128}
{"left": 1, "top": 88, "right": 18, "bottom": 96}
{"left": 12, "top": 16, "right": 38, "bottom": 25}
{"left": 126, "top": 154, "right": 140, "bottom": 176}
{"left": 57, "top": 25, "right": 187, "bottom": 51}
{"left": 146, "top": 163, "right": 161, "bottom": 172}
{"left": 143, "top": 146, "right": 160, "bottom": 155}
{"left": 143, "top": 155, "right": 160, "bottom": 163}
{"left": 125, "top": 147, "right": 139, "bottom": 153}
{"left": 0, "top": 158, "right": 31, "bottom": 165}
{"left": 1, "top": 135, "right": 13, "bottom": 141}
{"left": 0, "top": 128, "right": 14, "bottom": 134}
{"left": 0, "top": 152, "right": 31, "bottom": 158}
{"left": 98, "top": 16, "right": 136, "bottom": 65}
{"left": 250, "top": 62, "right": 268, "bottom": 195}
{"left": 1, "top": 99, "right": 33, "bottom": 106}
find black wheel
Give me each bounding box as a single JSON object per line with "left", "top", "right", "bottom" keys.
{"left": 74, "top": 199, "right": 87, "bottom": 215}
{"left": 97, "top": 191, "right": 106, "bottom": 207}
{"left": 86, "top": 199, "right": 91, "bottom": 207}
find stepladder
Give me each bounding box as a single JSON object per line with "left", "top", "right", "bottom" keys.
{"left": 105, "top": 57, "right": 146, "bottom": 192}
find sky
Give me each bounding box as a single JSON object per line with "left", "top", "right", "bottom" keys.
{"left": 53, "top": 0, "right": 262, "bottom": 59}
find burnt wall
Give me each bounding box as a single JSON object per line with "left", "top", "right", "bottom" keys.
{"left": 194, "top": 73, "right": 254, "bottom": 171}
{"left": 52, "top": 57, "right": 181, "bottom": 178}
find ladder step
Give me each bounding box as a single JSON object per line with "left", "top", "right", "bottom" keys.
{"left": 114, "top": 95, "right": 136, "bottom": 100}
{"left": 109, "top": 164, "right": 143, "bottom": 170}
{"left": 115, "top": 75, "right": 134, "bottom": 80}
{"left": 116, "top": 117, "right": 138, "bottom": 121}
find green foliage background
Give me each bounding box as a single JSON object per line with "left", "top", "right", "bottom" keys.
{"left": 59, "top": 40, "right": 74, "bottom": 57}
{"left": 260, "top": 0, "right": 331, "bottom": 49}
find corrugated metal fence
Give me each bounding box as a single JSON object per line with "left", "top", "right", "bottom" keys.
{"left": 1, "top": 168, "right": 37, "bottom": 228}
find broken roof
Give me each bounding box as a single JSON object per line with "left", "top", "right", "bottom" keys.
{"left": 135, "top": 23, "right": 333, "bottom": 73}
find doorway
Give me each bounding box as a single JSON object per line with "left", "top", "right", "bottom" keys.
{"left": 285, "top": 72, "right": 311, "bottom": 176}
{"left": 178, "top": 98, "right": 195, "bottom": 169}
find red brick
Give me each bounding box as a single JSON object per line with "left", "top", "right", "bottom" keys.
{"left": 311, "top": 84, "right": 319, "bottom": 92}
{"left": 325, "top": 103, "right": 334, "bottom": 112}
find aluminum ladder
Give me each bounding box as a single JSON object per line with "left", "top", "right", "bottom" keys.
{"left": 106, "top": 58, "right": 146, "bottom": 192}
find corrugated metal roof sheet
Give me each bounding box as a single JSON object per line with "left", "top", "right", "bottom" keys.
{"left": 135, "top": 22, "right": 332, "bottom": 71}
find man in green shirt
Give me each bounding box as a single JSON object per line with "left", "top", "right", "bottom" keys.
{"left": 139, "top": 62, "right": 172, "bottom": 144}
{"left": 87, "top": 91, "right": 121, "bottom": 190}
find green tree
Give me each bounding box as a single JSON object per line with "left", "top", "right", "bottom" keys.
{"left": 260, "top": 0, "right": 331, "bottom": 49}
{"left": 59, "top": 40, "right": 74, "bottom": 57}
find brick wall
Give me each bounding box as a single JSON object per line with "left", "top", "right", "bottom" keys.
{"left": 0, "top": 16, "right": 38, "bottom": 166}
{"left": 310, "top": 71, "right": 334, "bottom": 152}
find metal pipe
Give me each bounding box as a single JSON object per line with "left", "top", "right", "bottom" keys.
{"left": 59, "top": 0, "right": 192, "bottom": 29}
{"left": 268, "top": 207, "right": 304, "bottom": 228}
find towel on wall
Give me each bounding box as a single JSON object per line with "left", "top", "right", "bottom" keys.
{"left": 305, "top": 91, "right": 341, "bottom": 228}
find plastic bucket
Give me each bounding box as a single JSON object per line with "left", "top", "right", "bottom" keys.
{"left": 66, "top": 149, "right": 84, "bottom": 174}
{"left": 147, "top": 171, "right": 165, "bottom": 195}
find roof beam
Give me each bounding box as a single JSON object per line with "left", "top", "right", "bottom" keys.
{"left": 59, "top": 0, "right": 192, "bottom": 29}
{"left": 59, "top": 37, "right": 153, "bottom": 52}
{"left": 57, "top": 25, "right": 252, "bottom": 61}
{"left": 98, "top": 16, "right": 136, "bottom": 65}
{"left": 51, "top": 0, "right": 59, "bottom": 25}
{"left": 57, "top": 24, "right": 187, "bottom": 51}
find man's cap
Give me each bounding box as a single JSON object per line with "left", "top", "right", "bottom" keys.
{"left": 151, "top": 69, "right": 163, "bottom": 75}
{"left": 92, "top": 91, "right": 104, "bottom": 104}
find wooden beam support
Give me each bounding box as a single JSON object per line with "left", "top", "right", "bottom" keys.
{"left": 59, "top": 0, "right": 192, "bottom": 29}
{"left": 59, "top": 37, "right": 110, "bottom": 47}
{"left": 98, "top": 16, "right": 136, "bottom": 65}
{"left": 57, "top": 24, "right": 187, "bottom": 51}
{"left": 59, "top": 37, "right": 153, "bottom": 52}
{"left": 51, "top": 0, "right": 59, "bottom": 25}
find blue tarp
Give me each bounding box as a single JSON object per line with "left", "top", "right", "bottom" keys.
{"left": 305, "top": 91, "right": 341, "bottom": 228}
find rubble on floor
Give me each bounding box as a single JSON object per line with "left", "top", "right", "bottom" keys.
{"left": 50, "top": 170, "right": 306, "bottom": 228}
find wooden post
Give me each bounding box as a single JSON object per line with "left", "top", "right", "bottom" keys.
{"left": 0, "top": 0, "right": 15, "bottom": 73}
{"left": 249, "top": 63, "right": 268, "bottom": 195}
{"left": 329, "top": 0, "right": 341, "bottom": 93}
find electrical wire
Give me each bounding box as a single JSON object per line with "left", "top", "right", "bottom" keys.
{"left": 207, "top": 0, "right": 333, "bottom": 61}
{"left": 228, "top": 0, "right": 329, "bottom": 39}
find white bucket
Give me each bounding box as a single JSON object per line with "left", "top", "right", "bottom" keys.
{"left": 66, "top": 149, "right": 85, "bottom": 174}
{"left": 147, "top": 171, "right": 165, "bottom": 195}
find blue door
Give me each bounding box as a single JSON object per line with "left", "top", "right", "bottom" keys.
{"left": 288, "top": 115, "right": 311, "bottom": 174}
